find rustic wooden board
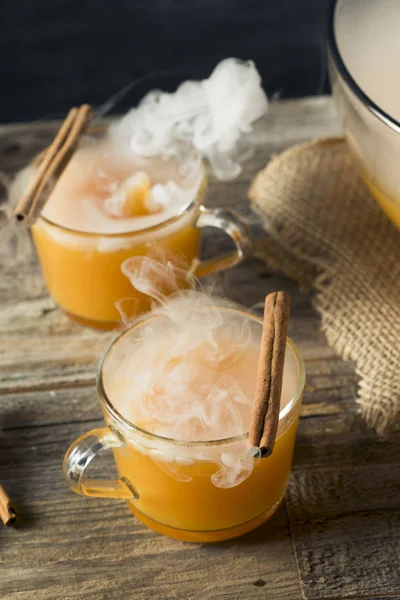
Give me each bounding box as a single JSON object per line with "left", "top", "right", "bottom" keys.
{"left": 0, "top": 97, "right": 399, "bottom": 600}
{"left": 287, "top": 402, "right": 400, "bottom": 599}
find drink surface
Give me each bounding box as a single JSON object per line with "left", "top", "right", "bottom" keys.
{"left": 104, "top": 304, "right": 297, "bottom": 442}
{"left": 39, "top": 137, "right": 202, "bottom": 234}
{"left": 335, "top": 0, "right": 400, "bottom": 122}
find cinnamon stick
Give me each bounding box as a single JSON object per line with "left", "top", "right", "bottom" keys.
{"left": 14, "top": 104, "right": 93, "bottom": 226}
{"left": 0, "top": 483, "right": 17, "bottom": 526}
{"left": 249, "top": 291, "right": 291, "bottom": 457}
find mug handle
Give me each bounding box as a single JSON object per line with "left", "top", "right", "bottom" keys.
{"left": 192, "top": 207, "right": 252, "bottom": 278}
{"left": 63, "top": 427, "right": 138, "bottom": 500}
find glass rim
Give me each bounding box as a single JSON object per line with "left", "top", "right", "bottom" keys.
{"left": 96, "top": 305, "right": 306, "bottom": 447}
{"left": 36, "top": 181, "right": 205, "bottom": 238}
{"left": 327, "top": 0, "right": 400, "bottom": 134}
{"left": 34, "top": 148, "right": 207, "bottom": 237}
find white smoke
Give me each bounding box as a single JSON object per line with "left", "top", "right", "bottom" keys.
{"left": 103, "top": 254, "right": 264, "bottom": 488}
{"left": 120, "top": 253, "right": 195, "bottom": 308}
{"left": 4, "top": 57, "right": 267, "bottom": 246}
{"left": 110, "top": 58, "right": 268, "bottom": 180}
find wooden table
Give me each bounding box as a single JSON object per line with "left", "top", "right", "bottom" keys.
{"left": 0, "top": 98, "right": 399, "bottom": 600}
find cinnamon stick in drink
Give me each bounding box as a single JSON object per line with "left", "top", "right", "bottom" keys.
{"left": 0, "top": 483, "right": 17, "bottom": 526}
{"left": 249, "top": 291, "right": 291, "bottom": 457}
{"left": 14, "top": 104, "right": 93, "bottom": 226}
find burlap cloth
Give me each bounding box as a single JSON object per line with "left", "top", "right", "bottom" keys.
{"left": 249, "top": 137, "right": 400, "bottom": 434}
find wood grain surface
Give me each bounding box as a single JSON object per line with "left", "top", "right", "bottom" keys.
{"left": 0, "top": 97, "right": 399, "bottom": 600}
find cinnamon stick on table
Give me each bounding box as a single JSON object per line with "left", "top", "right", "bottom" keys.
{"left": 14, "top": 104, "right": 93, "bottom": 226}
{"left": 0, "top": 483, "right": 17, "bottom": 526}
{"left": 249, "top": 291, "right": 291, "bottom": 457}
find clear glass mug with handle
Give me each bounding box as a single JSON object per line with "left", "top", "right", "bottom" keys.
{"left": 63, "top": 306, "right": 305, "bottom": 543}
{"left": 31, "top": 163, "right": 251, "bottom": 329}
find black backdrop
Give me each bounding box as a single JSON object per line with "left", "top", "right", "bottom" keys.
{"left": 0, "top": 0, "right": 331, "bottom": 123}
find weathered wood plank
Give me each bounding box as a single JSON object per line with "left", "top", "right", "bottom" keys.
{"left": 286, "top": 392, "right": 400, "bottom": 599}
{"left": 287, "top": 476, "right": 400, "bottom": 598}
{"left": 0, "top": 386, "right": 302, "bottom": 600}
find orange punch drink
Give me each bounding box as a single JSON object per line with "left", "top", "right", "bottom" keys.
{"left": 26, "top": 136, "right": 250, "bottom": 329}
{"left": 63, "top": 298, "right": 305, "bottom": 542}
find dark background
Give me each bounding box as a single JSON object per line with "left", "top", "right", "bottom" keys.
{"left": 0, "top": 0, "right": 332, "bottom": 124}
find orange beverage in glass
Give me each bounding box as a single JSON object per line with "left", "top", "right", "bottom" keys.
{"left": 63, "top": 302, "right": 305, "bottom": 542}
{"left": 28, "top": 138, "right": 250, "bottom": 329}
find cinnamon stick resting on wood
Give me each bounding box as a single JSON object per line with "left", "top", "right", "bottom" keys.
{"left": 249, "top": 291, "right": 291, "bottom": 457}
{"left": 14, "top": 104, "right": 93, "bottom": 226}
{"left": 0, "top": 483, "right": 17, "bottom": 526}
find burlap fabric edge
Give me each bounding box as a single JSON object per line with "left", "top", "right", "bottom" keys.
{"left": 249, "top": 137, "right": 400, "bottom": 435}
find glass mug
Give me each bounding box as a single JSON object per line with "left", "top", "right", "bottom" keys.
{"left": 31, "top": 169, "right": 251, "bottom": 329}
{"left": 63, "top": 306, "right": 305, "bottom": 543}
{"left": 328, "top": 0, "right": 400, "bottom": 229}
